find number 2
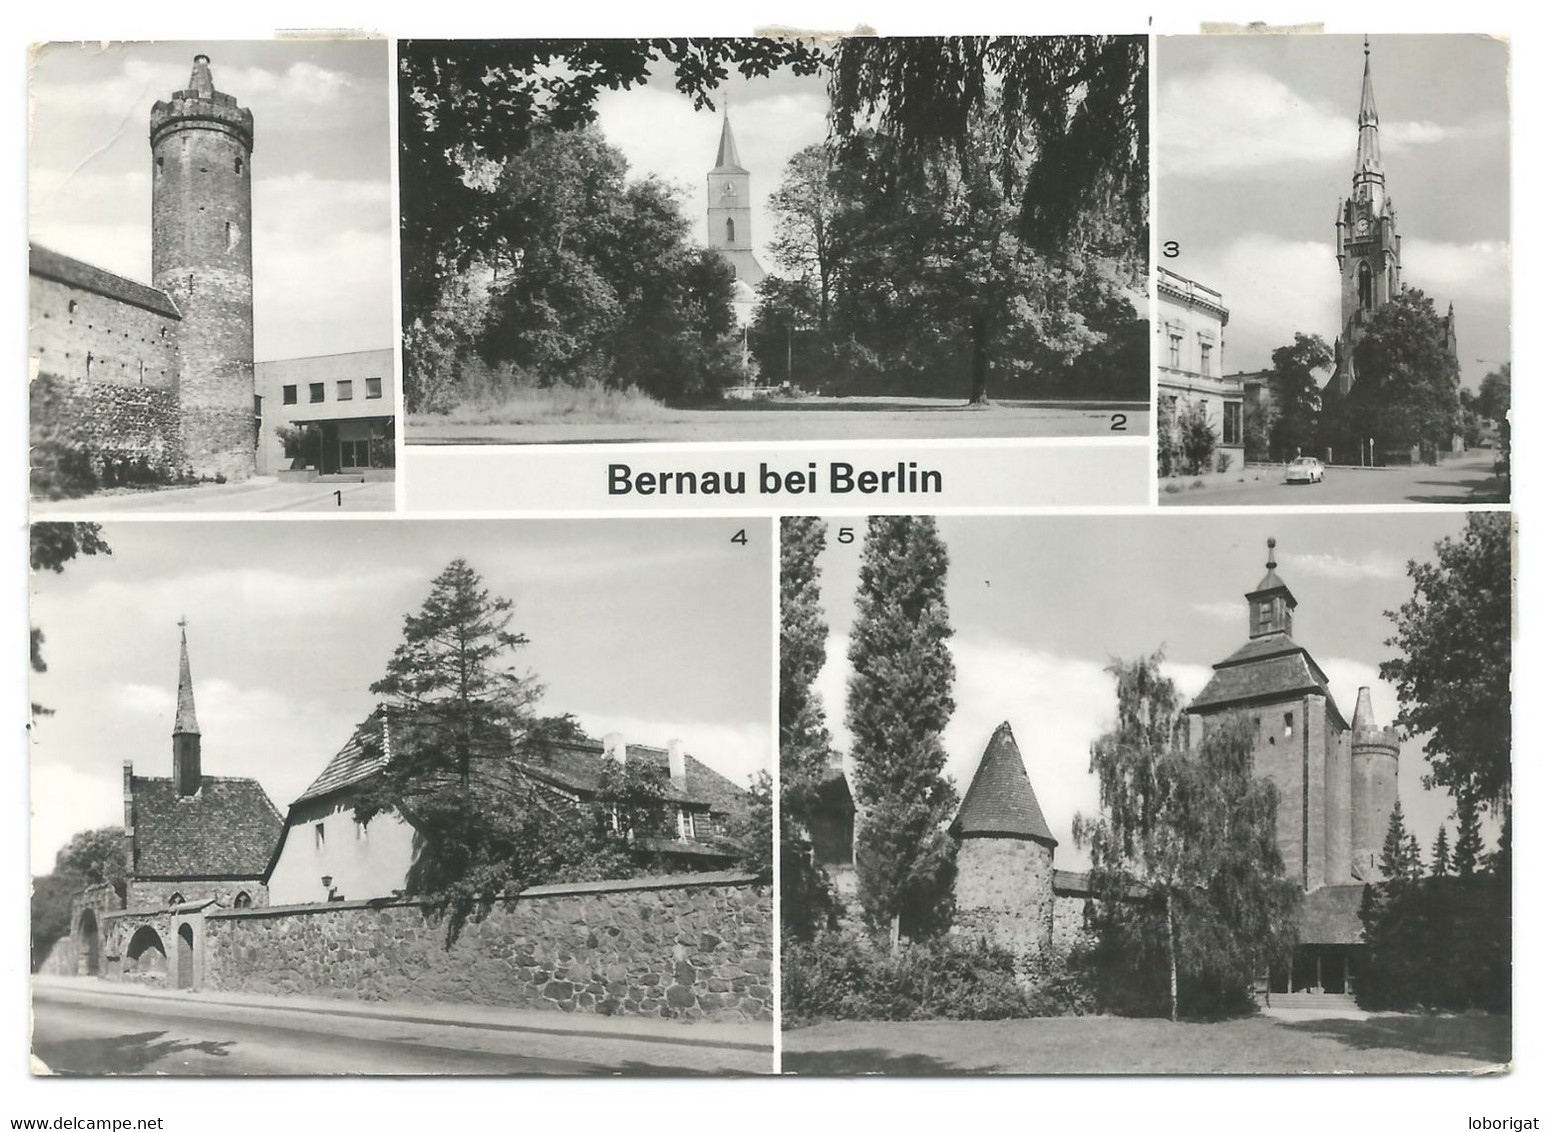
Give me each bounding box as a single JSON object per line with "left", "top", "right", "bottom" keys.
{"left": 1110, "top": 413, "right": 1128, "bottom": 432}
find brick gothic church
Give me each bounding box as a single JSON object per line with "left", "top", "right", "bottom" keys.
{"left": 29, "top": 54, "right": 394, "bottom": 487}
{"left": 1331, "top": 38, "right": 1458, "bottom": 398}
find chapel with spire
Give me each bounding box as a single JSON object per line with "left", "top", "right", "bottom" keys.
{"left": 706, "top": 104, "right": 765, "bottom": 327}
{"left": 120, "top": 622, "right": 283, "bottom": 909}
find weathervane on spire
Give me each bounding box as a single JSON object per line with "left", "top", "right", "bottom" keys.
{"left": 1364, "top": 34, "right": 1371, "bottom": 58}
{"left": 1266, "top": 537, "right": 1277, "bottom": 570}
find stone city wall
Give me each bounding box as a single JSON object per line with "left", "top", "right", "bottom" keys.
{"left": 201, "top": 872, "right": 771, "bottom": 1022}
{"left": 31, "top": 371, "right": 184, "bottom": 481}
{"left": 127, "top": 879, "right": 269, "bottom": 910}
{"left": 30, "top": 275, "right": 181, "bottom": 390}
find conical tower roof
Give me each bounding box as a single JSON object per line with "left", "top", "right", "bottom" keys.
{"left": 950, "top": 722, "right": 1056, "bottom": 844}
{"left": 188, "top": 53, "right": 215, "bottom": 99}
{"left": 712, "top": 112, "right": 746, "bottom": 174}
{"left": 174, "top": 621, "right": 200, "bottom": 736}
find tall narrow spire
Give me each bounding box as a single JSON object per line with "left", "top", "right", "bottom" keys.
{"left": 712, "top": 110, "right": 745, "bottom": 174}
{"left": 174, "top": 618, "right": 200, "bottom": 736}
{"left": 1354, "top": 37, "right": 1383, "bottom": 187}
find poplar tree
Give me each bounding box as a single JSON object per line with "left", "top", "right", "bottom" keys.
{"left": 845, "top": 516, "right": 959, "bottom": 943}
{"left": 779, "top": 517, "right": 840, "bottom": 939}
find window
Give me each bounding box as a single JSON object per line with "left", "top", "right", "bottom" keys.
{"left": 168, "top": 893, "right": 184, "bottom": 905}
{"left": 677, "top": 809, "right": 696, "bottom": 841}
{"left": 234, "top": 157, "right": 244, "bottom": 175}
{"left": 1256, "top": 602, "right": 1271, "bottom": 634}
{"left": 337, "top": 380, "right": 353, "bottom": 401}
{"left": 725, "top": 217, "right": 736, "bottom": 244}
{"left": 282, "top": 384, "right": 297, "bottom": 405}
{"left": 365, "top": 378, "right": 383, "bottom": 400}
{"left": 1283, "top": 712, "right": 1295, "bottom": 738}
{"left": 1199, "top": 342, "right": 1212, "bottom": 376}
{"left": 1167, "top": 333, "right": 1182, "bottom": 368}
{"left": 68, "top": 299, "right": 78, "bottom": 315}
{"left": 233, "top": 891, "right": 252, "bottom": 908}
{"left": 1223, "top": 402, "right": 1243, "bottom": 446}
{"left": 314, "top": 823, "right": 326, "bottom": 848}
{"left": 1359, "top": 262, "right": 1373, "bottom": 311}
{"left": 85, "top": 352, "right": 93, "bottom": 377}
{"left": 341, "top": 439, "right": 371, "bottom": 469}
{"left": 309, "top": 382, "right": 325, "bottom": 403}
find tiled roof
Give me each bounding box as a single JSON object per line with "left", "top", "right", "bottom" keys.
{"left": 29, "top": 244, "right": 180, "bottom": 320}
{"left": 1187, "top": 632, "right": 1345, "bottom": 725}
{"left": 295, "top": 715, "right": 389, "bottom": 804}
{"left": 1299, "top": 884, "right": 1367, "bottom": 945}
{"left": 131, "top": 775, "right": 283, "bottom": 878}
{"left": 950, "top": 723, "right": 1057, "bottom": 845}
{"left": 515, "top": 738, "right": 746, "bottom": 811}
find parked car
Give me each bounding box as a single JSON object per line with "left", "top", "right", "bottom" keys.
{"left": 1285, "top": 456, "right": 1326, "bottom": 484}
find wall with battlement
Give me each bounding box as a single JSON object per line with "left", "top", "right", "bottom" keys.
{"left": 199, "top": 872, "right": 772, "bottom": 1022}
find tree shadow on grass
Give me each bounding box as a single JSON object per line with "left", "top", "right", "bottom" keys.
{"left": 1277, "top": 1014, "right": 1510, "bottom": 1066}
{"left": 36, "top": 1029, "right": 235, "bottom": 1075}
{"left": 782, "top": 1048, "right": 986, "bottom": 1076}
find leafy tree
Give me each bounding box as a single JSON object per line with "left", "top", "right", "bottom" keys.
{"left": 769, "top": 145, "right": 843, "bottom": 340}
{"left": 1267, "top": 333, "right": 1331, "bottom": 461}
{"left": 1475, "top": 364, "right": 1511, "bottom": 429}
{"left": 1430, "top": 826, "right": 1451, "bottom": 878}
{"left": 30, "top": 522, "right": 111, "bottom": 717}
{"left": 1342, "top": 289, "right": 1461, "bottom": 457}
{"left": 1076, "top": 657, "right": 1299, "bottom": 1021}
{"left": 846, "top": 517, "right": 958, "bottom": 943}
{"left": 1381, "top": 513, "right": 1512, "bottom": 811}
{"left": 1176, "top": 401, "right": 1217, "bottom": 476}
{"left": 828, "top": 36, "right": 1147, "bottom": 263}
{"left": 397, "top": 37, "right": 825, "bottom": 330}
{"left": 54, "top": 826, "right": 127, "bottom": 897}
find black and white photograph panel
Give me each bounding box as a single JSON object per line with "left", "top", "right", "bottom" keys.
{"left": 29, "top": 519, "right": 775, "bottom": 1075}
{"left": 1155, "top": 34, "right": 1509, "bottom": 505}
{"left": 29, "top": 41, "right": 397, "bottom": 514}
{"left": 779, "top": 513, "right": 1509, "bottom": 1074}
{"left": 399, "top": 37, "right": 1150, "bottom": 446}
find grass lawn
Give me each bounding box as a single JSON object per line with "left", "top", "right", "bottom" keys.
{"left": 782, "top": 1013, "right": 1510, "bottom": 1075}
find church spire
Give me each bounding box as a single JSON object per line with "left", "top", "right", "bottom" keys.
{"left": 712, "top": 107, "right": 746, "bottom": 174}
{"left": 1354, "top": 36, "right": 1384, "bottom": 191}
{"left": 1246, "top": 538, "right": 1298, "bottom": 640}
{"left": 173, "top": 619, "right": 202, "bottom": 796}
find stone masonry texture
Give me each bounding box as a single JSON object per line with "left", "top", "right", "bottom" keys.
{"left": 151, "top": 72, "right": 256, "bottom": 481}
{"left": 199, "top": 875, "right": 772, "bottom": 1022}
{"left": 953, "top": 838, "right": 1055, "bottom": 957}
{"left": 31, "top": 372, "right": 184, "bottom": 479}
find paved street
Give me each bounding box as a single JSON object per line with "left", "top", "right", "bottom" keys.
{"left": 1162, "top": 452, "right": 1507, "bottom": 506}
{"left": 32, "top": 979, "right": 773, "bottom": 1076}
{"left": 32, "top": 478, "right": 394, "bottom": 514}
{"left": 409, "top": 399, "right": 1151, "bottom": 445}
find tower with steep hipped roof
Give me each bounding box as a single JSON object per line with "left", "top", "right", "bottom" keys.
{"left": 706, "top": 104, "right": 765, "bottom": 312}
{"left": 150, "top": 54, "right": 257, "bottom": 481}
{"left": 950, "top": 722, "right": 1059, "bottom": 958}
{"left": 1333, "top": 37, "right": 1403, "bottom": 396}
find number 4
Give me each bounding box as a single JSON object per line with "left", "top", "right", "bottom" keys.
{"left": 730, "top": 529, "right": 748, "bottom": 545}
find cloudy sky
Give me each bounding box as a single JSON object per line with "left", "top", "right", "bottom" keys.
{"left": 1158, "top": 34, "right": 1510, "bottom": 390}
{"left": 29, "top": 40, "right": 393, "bottom": 362}
{"left": 28, "top": 519, "right": 772, "bottom": 869}
{"left": 592, "top": 62, "right": 830, "bottom": 276}
{"left": 811, "top": 512, "right": 1499, "bottom": 872}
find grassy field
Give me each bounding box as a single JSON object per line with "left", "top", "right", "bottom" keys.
{"left": 781, "top": 1012, "right": 1510, "bottom": 1075}
{"left": 423, "top": 382, "right": 676, "bottom": 428}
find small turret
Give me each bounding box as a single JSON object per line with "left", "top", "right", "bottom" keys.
{"left": 1246, "top": 538, "right": 1297, "bottom": 640}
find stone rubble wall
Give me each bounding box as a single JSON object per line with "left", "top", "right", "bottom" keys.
{"left": 953, "top": 837, "right": 1055, "bottom": 958}
{"left": 201, "top": 872, "right": 772, "bottom": 1022}
{"left": 31, "top": 371, "right": 185, "bottom": 480}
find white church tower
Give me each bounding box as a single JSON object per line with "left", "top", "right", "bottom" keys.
{"left": 706, "top": 107, "right": 765, "bottom": 329}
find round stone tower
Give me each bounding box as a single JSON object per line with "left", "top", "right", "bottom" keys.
{"left": 950, "top": 723, "right": 1058, "bottom": 959}
{"left": 150, "top": 55, "right": 256, "bottom": 482}
{"left": 1349, "top": 686, "right": 1400, "bottom": 881}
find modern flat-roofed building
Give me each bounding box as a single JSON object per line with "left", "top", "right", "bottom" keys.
{"left": 254, "top": 349, "right": 395, "bottom": 479}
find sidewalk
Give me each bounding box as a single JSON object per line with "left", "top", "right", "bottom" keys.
{"left": 32, "top": 975, "right": 772, "bottom": 1053}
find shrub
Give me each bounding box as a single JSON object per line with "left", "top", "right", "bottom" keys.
{"left": 782, "top": 931, "right": 1096, "bottom": 1026}
{"left": 1177, "top": 402, "right": 1218, "bottom": 475}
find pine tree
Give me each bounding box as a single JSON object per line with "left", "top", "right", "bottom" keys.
{"left": 1403, "top": 832, "right": 1426, "bottom": 881}
{"left": 846, "top": 516, "right": 959, "bottom": 943}
{"left": 1453, "top": 786, "right": 1485, "bottom": 878}
{"left": 1378, "top": 800, "right": 1411, "bottom": 883}
{"left": 1430, "top": 826, "right": 1452, "bottom": 877}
